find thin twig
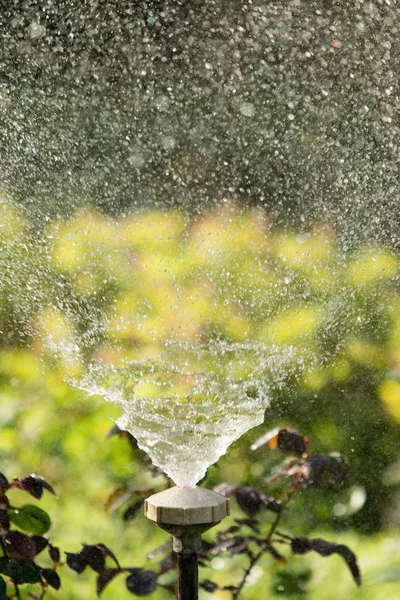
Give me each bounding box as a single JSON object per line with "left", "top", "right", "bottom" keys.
{"left": 232, "top": 478, "right": 302, "bottom": 599}
{"left": 231, "top": 542, "right": 268, "bottom": 599}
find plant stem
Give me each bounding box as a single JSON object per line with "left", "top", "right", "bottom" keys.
{"left": 232, "top": 479, "right": 301, "bottom": 599}
{"left": 231, "top": 542, "right": 267, "bottom": 599}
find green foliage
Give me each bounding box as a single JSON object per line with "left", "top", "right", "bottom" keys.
{"left": 9, "top": 505, "right": 52, "bottom": 536}
{"left": 0, "top": 200, "right": 399, "bottom": 598}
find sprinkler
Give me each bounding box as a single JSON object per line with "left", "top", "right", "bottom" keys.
{"left": 145, "top": 486, "right": 230, "bottom": 600}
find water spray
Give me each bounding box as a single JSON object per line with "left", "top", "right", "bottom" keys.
{"left": 145, "top": 486, "right": 229, "bottom": 600}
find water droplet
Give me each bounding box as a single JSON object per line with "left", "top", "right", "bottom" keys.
{"left": 239, "top": 102, "right": 255, "bottom": 117}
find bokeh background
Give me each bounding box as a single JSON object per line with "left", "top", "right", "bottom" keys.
{"left": 0, "top": 1, "right": 400, "bottom": 599}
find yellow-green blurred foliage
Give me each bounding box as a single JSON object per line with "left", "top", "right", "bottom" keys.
{"left": 0, "top": 198, "right": 400, "bottom": 599}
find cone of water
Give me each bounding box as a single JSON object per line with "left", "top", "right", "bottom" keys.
{"left": 80, "top": 341, "right": 299, "bottom": 488}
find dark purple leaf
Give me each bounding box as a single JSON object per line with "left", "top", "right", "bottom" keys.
{"left": 12, "top": 475, "right": 55, "bottom": 500}
{"left": 66, "top": 551, "right": 87, "bottom": 574}
{"left": 31, "top": 535, "right": 48, "bottom": 555}
{"left": 97, "top": 568, "right": 120, "bottom": 596}
{"left": 223, "top": 585, "right": 239, "bottom": 592}
{"left": 5, "top": 532, "right": 47, "bottom": 559}
{"left": 81, "top": 545, "right": 106, "bottom": 573}
{"left": 269, "top": 453, "right": 348, "bottom": 488}
{"left": 0, "top": 474, "right": 9, "bottom": 492}
{"left": 276, "top": 429, "right": 308, "bottom": 456}
{"left": 0, "top": 509, "right": 9, "bottom": 531}
{"left": 260, "top": 495, "right": 283, "bottom": 514}
{"left": 291, "top": 537, "right": 361, "bottom": 586}
{"left": 41, "top": 568, "right": 61, "bottom": 590}
{"left": 0, "top": 576, "right": 5, "bottom": 599}
{"left": 0, "top": 494, "right": 9, "bottom": 510}
{"left": 200, "top": 580, "right": 219, "bottom": 593}
{"left": 4, "top": 531, "right": 38, "bottom": 560}
{"left": 123, "top": 500, "right": 144, "bottom": 522}
{"left": 267, "top": 545, "right": 287, "bottom": 565}
{"left": 93, "top": 543, "right": 120, "bottom": 568}
{"left": 235, "top": 488, "right": 262, "bottom": 516}
{"left": 105, "top": 424, "right": 124, "bottom": 439}
{"left": 0, "top": 557, "right": 42, "bottom": 584}
{"left": 251, "top": 427, "right": 308, "bottom": 456}
{"left": 106, "top": 425, "right": 138, "bottom": 449}
{"left": 49, "top": 544, "right": 61, "bottom": 563}
{"left": 66, "top": 545, "right": 110, "bottom": 574}
{"left": 126, "top": 570, "right": 158, "bottom": 596}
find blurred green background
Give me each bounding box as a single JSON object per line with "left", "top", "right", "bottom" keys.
{"left": 0, "top": 197, "right": 399, "bottom": 598}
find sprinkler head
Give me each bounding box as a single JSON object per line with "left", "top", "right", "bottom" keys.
{"left": 145, "top": 486, "right": 229, "bottom": 553}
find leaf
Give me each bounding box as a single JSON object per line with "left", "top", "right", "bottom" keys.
{"left": 235, "top": 488, "right": 262, "bottom": 516}
{"left": 93, "top": 543, "right": 120, "bottom": 568}
{"left": 123, "top": 500, "right": 143, "bottom": 522}
{"left": 269, "top": 453, "right": 348, "bottom": 488}
{"left": 41, "top": 568, "right": 61, "bottom": 590}
{"left": 31, "top": 535, "right": 49, "bottom": 556}
{"left": 4, "top": 531, "right": 47, "bottom": 560}
{"left": 200, "top": 580, "right": 219, "bottom": 593}
{"left": 0, "top": 576, "right": 6, "bottom": 600}
{"left": 276, "top": 429, "right": 308, "bottom": 456}
{"left": 106, "top": 487, "right": 152, "bottom": 514}
{"left": 260, "top": 495, "right": 283, "bottom": 514}
{"left": 105, "top": 424, "right": 124, "bottom": 439}
{"left": 48, "top": 544, "right": 61, "bottom": 563}
{"left": 106, "top": 425, "right": 138, "bottom": 450}
{"left": 0, "top": 557, "right": 42, "bottom": 584}
{"left": 80, "top": 545, "right": 105, "bottom": 573}
{"left": 11, "top": 475, "right": 55, "bottom": 500}
{"left": 125, "top": 570, "right": 158, "bottom": 596}
{"left": 67, "top": 543, "right": 119, "bottom": 575}
{"left": 251, "top": 427, "right": 308, "bottom": 456}
{"left": 291, "top": 537, "right": 361, "bottom": 586}
{"left": 235, "top": 488, "right": 282, "bottom": 517}
{"left": 0, "top": 509, "right": 10, "bottom": 531}
{"left": 97, "top": 568, "right": 120, "bottom": 596}
{"left": 223, "top": 585, "right": 239, "bottom": 592}
{"left": 9, "top": 505, "right": 51, "bottom": 535}
{"left": 0, "top": 493, "right": 9, "bottom": 511}
{"left": 66, "top": 552, "right": 87, "bottom": 574}
{"left": 267, "top": 545, "right": 287, "bottom": 565}
{"left": 0, "top": 475, "right": 9, "bottom": 492}
{"left": 105, "top": 487, "right": 134, "bottom": 513}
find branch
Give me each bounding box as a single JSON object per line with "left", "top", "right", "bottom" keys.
{"left": 232, "top": 476, "right": 302, "bottom": 599}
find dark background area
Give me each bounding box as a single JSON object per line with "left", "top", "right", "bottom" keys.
{"left": 0, "top": 0, "right": 398, "bottom": 248}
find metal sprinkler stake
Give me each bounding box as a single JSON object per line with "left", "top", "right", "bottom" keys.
{"left": 145, "top": 486, "right": 230, "bottom": 600}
